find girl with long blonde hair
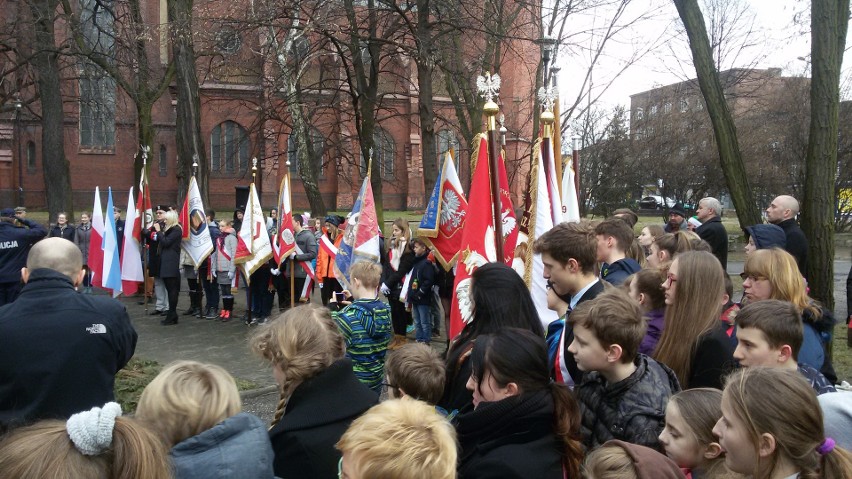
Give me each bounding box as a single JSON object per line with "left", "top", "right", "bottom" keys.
{"left": 250, "top": 304, "right": 377, "bottom": 478}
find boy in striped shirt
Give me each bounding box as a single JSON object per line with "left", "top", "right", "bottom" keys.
{"left": 331, "top": 261, "right": 393, "bottom": 393}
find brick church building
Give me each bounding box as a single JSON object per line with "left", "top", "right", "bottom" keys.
{"left": 0, "top": 0, "right": 540, "bottom": 215}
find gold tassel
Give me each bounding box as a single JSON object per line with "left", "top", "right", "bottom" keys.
{"left": 469, "top": 133, "right": 486, "bottom": 173}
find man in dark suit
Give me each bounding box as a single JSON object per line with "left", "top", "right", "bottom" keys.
{"left": 766, "top": 195, "right": 808, "bottom": 278}
{"left": 695, "top": 197, "right": 728, "bottom": 269}
{"left": 533, "top": 221, "right": 605, "bottom": 386}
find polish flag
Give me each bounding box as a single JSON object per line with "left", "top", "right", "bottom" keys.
{"left": 88, "top": 187, "right": 105, "bottom": 289}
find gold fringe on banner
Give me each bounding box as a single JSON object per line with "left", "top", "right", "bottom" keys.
{"left": 469, "top": 133, "right": 487, "bottom": 174}
{"left": 522, "top": 137, "right": 542, "bottom": 288}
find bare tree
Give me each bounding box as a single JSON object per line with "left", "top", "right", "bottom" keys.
{"left": 801, "top": 0, "right": 849, "bottom": 309}
{"left": 672, "top": 0, "right": 761, "bottom": 229}
{"left": 25, "top": 0, "right": 74, "bottom": 218}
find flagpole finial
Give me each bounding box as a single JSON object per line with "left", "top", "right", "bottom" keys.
{"left": 141, "top": 145, "right": 149, "bottom": 166}
{"left": 366, "top": 147, "right": 373, "bottom": 178}
{"left": 252, "top": 157, "right": 258, "bottom": 183}
{"left": 192, "top": 154, "right": 198, "bottom": 177}
{"left": 477, "top": 72, "right": 501, "bottom": 131}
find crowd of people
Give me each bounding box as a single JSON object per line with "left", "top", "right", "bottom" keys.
{"left": 0, "top": 194, "right": 850, "bottom": 478}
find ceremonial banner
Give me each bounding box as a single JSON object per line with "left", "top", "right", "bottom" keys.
{"left": 334, "top": 175, "right": 381, "bottom": 289}
{"left": 179, "top": 176, "right": 214, "bottom": 268}
{"left": 419, "top": 152, "right": 468, "bottom": 270}
{"left": 271, "top": 173, "right": 296, "bottom": 266}
{"left": 234, "top": 183, "right": 272, "bottom": 282}
{"left": 448, "top": 135, "right": 518, "bottom": 339}
{"left": 562, "top": 160, "right": 581, "bottom": 223}
{"left": 523, "top": 137, "right": 561, "bottom": 329}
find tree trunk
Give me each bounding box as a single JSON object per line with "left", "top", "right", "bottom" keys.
{"left": 673, "top": 0, "right": 761, "bottom": 230}
{"left": 417, "top": 0, "right": 438, "bottom": 206}
{"left": 169, "top": 0, "right": 208, "bottom": 207}
{"left": 802, "top": 0, "right": 849, "bottom": 310}
{"left": 292, "top": 102, "right": 327, "bottom": 216}
{"left": 30, "top": 0, "right": 73, "bottom": 218}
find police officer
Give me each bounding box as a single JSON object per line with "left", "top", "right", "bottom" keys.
{"left": 0, "top": 208, "right": 47, "bottom": 305}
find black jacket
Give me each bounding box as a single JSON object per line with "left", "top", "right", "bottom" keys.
{"left": 381, "top": 245, "right": 415, "bottom": 300}
{"left": 696, "top": 216, "right": 728, "bottom": 269}
{"left": 776, "top": 218, "right": 808, "bottom": 277}
{"left": 145, "top": 221, "right": 164, "bottom": 277}
{"left": 408, "top": 253, "right": 436, "bottom": 306}
{"left": 269, "top": 358, "right": 378, "bottom": 479}
{"left": 688, "top": 322, "right": 736, "bottom": 389}
{"left": 0, "top": 219, "right": 47, "bottom": 283}
{"left": 157, "top": 225, "right": 182, "bottom": 278}
{"left": 0, "top": 269, "right": 137, "bottom": 432}
{"left": 48, "top": 224, "right": 76, "bottom": 242}
{"left": 576, "top": 354, "right": 680, "bottom": 451}
{"left": 456, "top": 390, "right": 564, "bottom": 479}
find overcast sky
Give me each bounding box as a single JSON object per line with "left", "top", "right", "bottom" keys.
{"left": 554, "top": 0, "right": 842, "bottom": 114}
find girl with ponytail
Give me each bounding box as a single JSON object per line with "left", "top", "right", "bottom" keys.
{"left": 714, "top": 367, "right": 852, "bottom": 479}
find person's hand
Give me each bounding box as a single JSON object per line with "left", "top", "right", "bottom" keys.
{"left": 212, "top": 270, "right": 217, "bottom": 278}
{"left": 270, "top": 268, "right": 281, "bottom": 276}
{"left": 380, "top": 283, "right": 390, "bottom": 295}
{"left": 318, "top": 282, "right": 324, "bottom": 289}
{"left": 153, "top": 222, "right": 161, "bottom": 232}
{"left": 228, "top": 271, "right": 234, "bottom": 280}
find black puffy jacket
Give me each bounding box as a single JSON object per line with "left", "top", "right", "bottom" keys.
{"left": 576, "top": 354, "right": 681, "bottom": 451}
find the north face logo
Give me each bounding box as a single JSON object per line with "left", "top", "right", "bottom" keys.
{"left": 86, "top": 324, "right": 106, "bottom": 334}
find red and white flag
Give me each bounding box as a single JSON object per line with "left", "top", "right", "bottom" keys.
{"left": 271, "top": 173, "right": 296, "bottom": 266}
{"left": 419, "top": 152, "right": 468, "bottom": 270}
{"left": 120, "top": 187, "right": 144, "bottom": 295}
{"left": 448, "top": 135, "right": 518, "bottom": 339}
{"left": 88, "top": 187, "right": 105, "bottom": 289}
{"left": 234, "top": 183, "right": 272, "bottom": 283}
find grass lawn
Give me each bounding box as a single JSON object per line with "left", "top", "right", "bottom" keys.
{"left": 114, "top": 358, "right": 258, "bottom": 413}
{"left": 831, "top": 324, "right": 852, "bottom": 385}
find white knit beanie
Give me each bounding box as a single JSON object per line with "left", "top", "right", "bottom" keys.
{"left": 66, "top": 402, "right": 123, "bottom": 455}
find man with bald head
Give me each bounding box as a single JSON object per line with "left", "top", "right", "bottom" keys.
{"left": 766, "top": 195, "right": 808, "bottom": 277}
{"left": 0, "top": 238, "right": 137, "bottom": 433}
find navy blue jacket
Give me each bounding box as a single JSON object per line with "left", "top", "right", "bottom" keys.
{"left": 0, "top": 269, "right": 137, "bottom": 431}
{"left": 0, "top": 219, "right": 47, "bottom": 283}
{"left": 408, "top": 253, "right": 436, "bottom": 306}
{"left": 171, "top": 412, "right": 275, "bottom": 479}
{"left": 601, "top": 258, "right": 641, "bottom": 286}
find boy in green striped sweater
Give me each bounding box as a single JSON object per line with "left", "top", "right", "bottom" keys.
{"left": 331, "top": 261, "right": 393, "bottom": 393}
